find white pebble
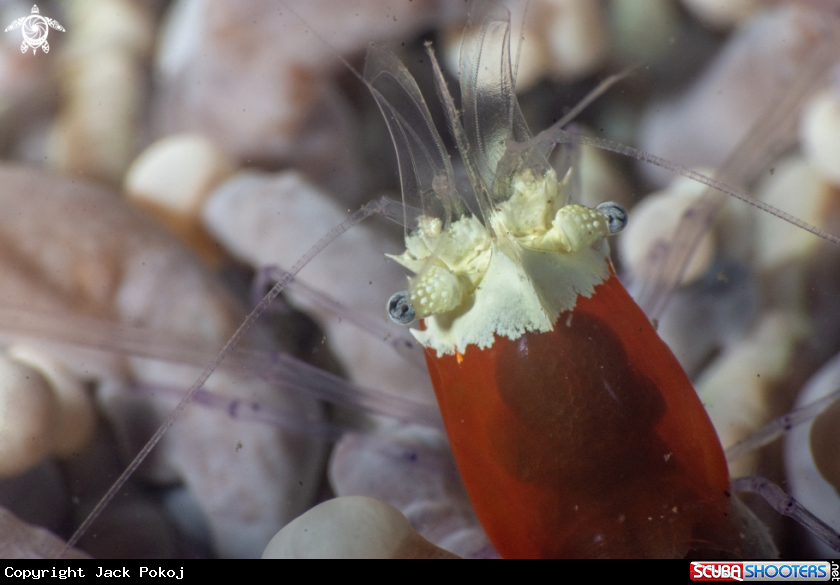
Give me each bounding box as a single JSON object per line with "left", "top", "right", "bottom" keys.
{"left": 6, "top": 345, "right": 95, "bottom": 460}
{"left": 124, "top": 134, "right": 236, "bottom": 263}
{"left": 801, "top": 87, "right": 840, "bottom": 188}
{"left": 639, "top": 6, "right": 829, "bottom": 187}
{"left": 618, "top": 178, "right": 715, "bottom": 286}
{"left": 696, "top": 312, "right": 807, "bottom": 478}
{"left": 680, "top": 0, "right": 763, "bottom": 29}
{"left": 0, "top": 355, "right": 58, "bottom": 478}
{"left": 329, "top": 425, "right": 491, "bottom": 558}
{"left": 542, "top": 0, "right": 608, "bottom": 81}
{"left": 785, "top": 352, "right": 840, "bottom": 559}
{"left": 451, "top": 0, "right": 608, "bottom": 87}
{"left": 48, "top": 0, "right": 155, "bottom": 184}
{"left": 754, "top": 156, "right": 832, "bottom": 270}
{"left": 125, "top": 135, "right": 235, "bottom": 217}
{"left": 441, "top": 14, "right": 547, "bottom": 94}
{"left": 262, "top": 496, "right": 459, "bottom": 559}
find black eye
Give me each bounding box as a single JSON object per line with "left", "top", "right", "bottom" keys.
{"left": 387, "top": 291, "right": 416, "bottom": 325}
{"left": 596, "top": 202, "right": 628, "bottom": 235}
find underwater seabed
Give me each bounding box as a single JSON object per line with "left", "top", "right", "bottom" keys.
{"left": 0, "top": 0, "right": 839, "bottom": 558}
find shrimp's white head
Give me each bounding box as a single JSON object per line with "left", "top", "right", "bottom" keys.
{"left": 388, "top": 166, "right": 624, "bottom": 356}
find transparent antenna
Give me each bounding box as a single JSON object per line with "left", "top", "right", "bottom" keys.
{"left": 732, "top": 476, "right": 840, "bottom": 553}
{"left": 364, "top": 44, "right": 464, "bottom": 233}
{"left": 0, "top": 302, "right": 440, "bottom": 430}
{"left": 60, "top": 196, "right": 395, "bottom": 555}
{"left": 725, "top": 386, "right": 840, "bottom": 463}
{"left": 629, "top": 24, "right": 840, "bottom": 319}
{"left": 425, "top": 42, "right": 490, "bottom": 230}
{"left": 539, "top": 129, "right": 840, "bottom": 248}
{"left": 459, "top": 0, "right": 532, "bottom": 197}
{"left": 460, "top": 0, "right": 635, "bottom": 212}
{"left": 253, "top": 265, "right": 427, "bottom": 371}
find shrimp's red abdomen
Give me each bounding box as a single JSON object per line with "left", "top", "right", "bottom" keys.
{"left": 424, "top": 269, "right": 738, "bottom": 558}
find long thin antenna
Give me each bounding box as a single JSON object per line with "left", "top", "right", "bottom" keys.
{"left": 280, "top": 2, "right": 368, "bottom": 89}
{"left": 732, "top": 476, "right": 840, "bottom": 553}
{"left": 60, "top": 197, "right": 390, "bottom": 555}
{"left": 256, "top": 265, "right": 427, "bottom": 371}
{"left": 550, "top": 67, "right": 635, "bottom": 131}
{"left": 725, "top": 386, "right": 840, "bottom": 462}
{"left": 545, "top": 129, "right": 840, "bottom": 248}
{"left": 630, "top": 27, "right": 840, "bottom": 318}
{"left": 510, "top": 0, "right": 530, "bottom": 93}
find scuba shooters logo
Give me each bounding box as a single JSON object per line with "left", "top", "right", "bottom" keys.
{"left": 691, "top": 561, "right": 838, "bottom": 581}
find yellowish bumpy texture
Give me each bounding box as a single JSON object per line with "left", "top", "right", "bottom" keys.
{"left": 388, "top": 168, "right": 613, "bottom": 355}
{"left": 410, "top": 265, "right": 463, "bottom": 317}
{"left": 388, "top": 213, "right": 492, "bottom": 320}
{"left": 490, "top": 169, "right": 609, "bottom": 252}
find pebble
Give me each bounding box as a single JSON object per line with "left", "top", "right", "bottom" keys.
{"left": 124, "top": 134, "right": 236, "bottom": 265}
{"left": 442, "top": 0, "right": 607, "bottom": 92}
{"left": 48, "top": 0, "right": 156, "bottom": 184}
{"left": 800, "top": 86, "right": 840, "bottom": 189}
{"left": 540, "top": 0, "right": 608, "bottom": 81}
{"left": 639, "top": 5, "right": 837, "bottom": 187}
{"left": 8, "top": 345, "right": 96, "bottom": 460}
{"left": 785, "top": 352, "right": 840, "bottom": 559}
{"left": 0, "top": 355, "right": 58, "bottom": 478}
{"left": 153, "top": 0, "right": 463, "bottom": 204}
{"left": 680, "top": 0, "right": 763, "bottom": 30}
{"left": 618, "top": 175, "right": 716, "bottom": 287}
{"left": 0, "top": 164, "right": 325, "bottom": 558}
{"left": 202, "top": 170, "right": 437, "bottom": 408}
{"left": 697, "top": 312, "right": 808, "bottom": 478}
{"left": 759, "top": 162, "right": 834, "bottom": 248}
{"left": 329, "top": 425, "right": 492, "bottom": 558}
{"left": 263, "top": 496, "right": 459, "bottom": 559}
{"left": 0, "top": 506, "right": 88, "bottom": 559}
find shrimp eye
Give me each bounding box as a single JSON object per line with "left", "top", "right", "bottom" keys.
{"left": 596, "top": 201, "right": 628, "bottom": 234}
{"left": 388, "top": 290, "right": 416, "bottom": 325}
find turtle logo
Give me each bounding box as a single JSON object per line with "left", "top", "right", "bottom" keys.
{"left": 4, "top": 5, "right": 65, "bottom": 55}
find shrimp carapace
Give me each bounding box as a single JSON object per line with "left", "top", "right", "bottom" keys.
{"left": 393, "top": 168, "right": 742, "bottom": 557}
{"left": 424, "top": 265, "right": 738, "bottom": 558}
{"left": 377, "top": 0, "right": 745, "bottom": 558}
